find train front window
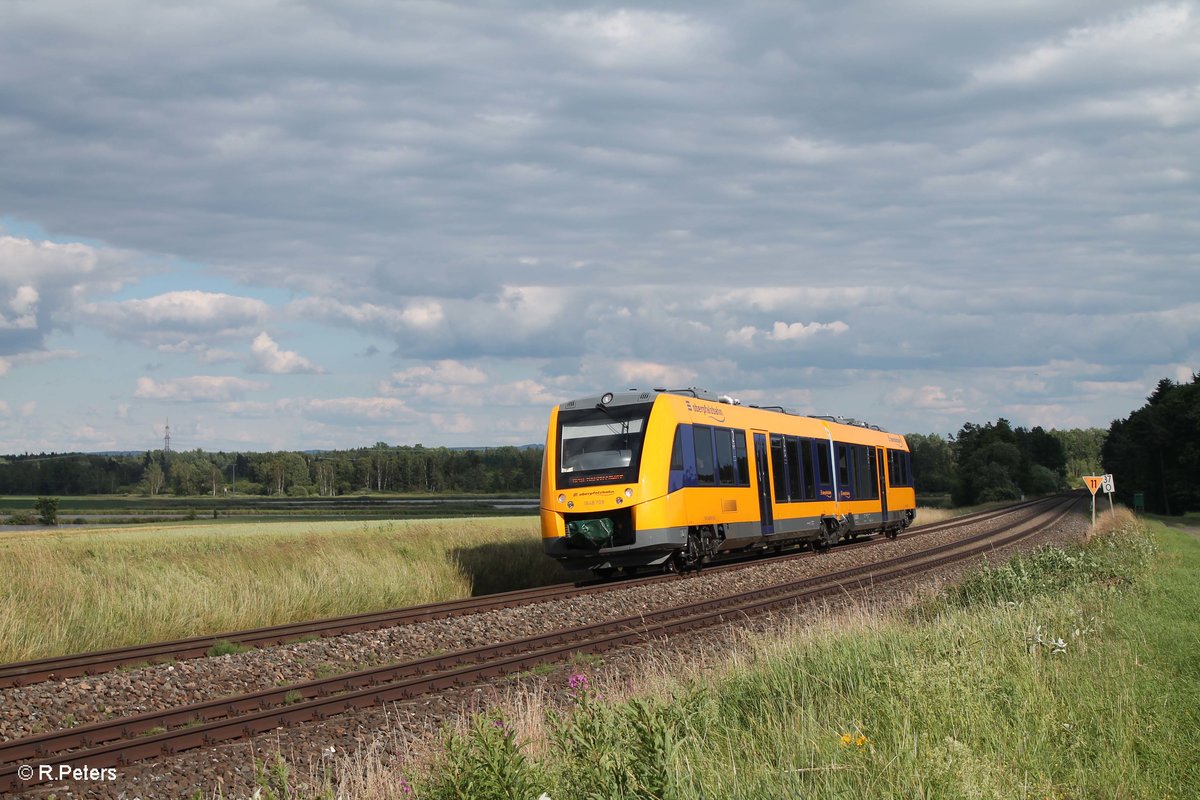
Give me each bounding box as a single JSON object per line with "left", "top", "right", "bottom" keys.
{"left": 557, "top": 402, "right": 652, "bottom": 488}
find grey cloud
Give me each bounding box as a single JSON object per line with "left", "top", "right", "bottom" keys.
{"left": 2, "top": 1, "right": 1197, "bottom": 445}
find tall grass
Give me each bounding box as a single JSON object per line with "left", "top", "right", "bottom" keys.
{"left": 303, "top": 508, "right": 1197, "bottom": 800}
{"left": 0, "top": 517, "right": 567, "bottom": 662}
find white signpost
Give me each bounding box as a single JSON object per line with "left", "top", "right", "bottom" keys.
{"left": 1084, "top": 473, "right": 1116, "bottom": 526}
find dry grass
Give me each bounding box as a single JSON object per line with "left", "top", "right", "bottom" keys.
{"left": 909, "top": 506, "right": 958, "bottom": 527}
{"left": 1085, "top": 503, "right": 1140, "bottom": 543}
{"left": 0, "top": 517, "right": 562, "bottom": 663}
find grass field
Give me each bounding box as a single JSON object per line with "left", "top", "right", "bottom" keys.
{"left": 307, "top": 508, "right": 1198, "bottom": 800}
{"left": 0, "top": 516, "right": 573, "bottom": 663}
{"left": 0, "top": 503, "right": 968, "bottom": 664}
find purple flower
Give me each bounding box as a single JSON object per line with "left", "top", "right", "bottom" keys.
{"left": 399, "top": 775, "right": 413, "bottom": 795}
{"left": 568, "top": 673, "right": 590, "bottom": 692}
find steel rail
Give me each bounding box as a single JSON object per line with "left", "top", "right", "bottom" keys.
{"left": 0, "top": 496, "right": 1059, "bottom": 689}
{"left": 0, "top": 497, "right": 1078, "bottom": 792}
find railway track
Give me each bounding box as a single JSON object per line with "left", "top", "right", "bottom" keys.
{"left": 0, "top": 496, "right": 1055, "bottom": 690}
{"left": 0, "top": 495, "right": 1079, "bottom": 794}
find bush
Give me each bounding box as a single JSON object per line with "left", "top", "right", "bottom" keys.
{"left": 34, "top": 496, "right": 59, "bottom": 526}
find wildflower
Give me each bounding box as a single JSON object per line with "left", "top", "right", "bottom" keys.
{"left": 855, "top": 735, "right": 868, "bottom": 747}
{"left": 839, "top": 733, "right": 853, "bottom": 746}
{"left": 568, "top": 673, "right": 590, "bottom": 692}
{"left": 399, "top": 775, "right": 414, "bottom": 795}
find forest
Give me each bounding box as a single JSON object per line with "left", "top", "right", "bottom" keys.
{"left": 1, "top": 375, "right": 1195, "bottom": 515}
{"left": 0, "top": 444, "right": 543, "bottom": 497}
{"left": 1101, "top": 375, "right": 1200, "bottom": 514}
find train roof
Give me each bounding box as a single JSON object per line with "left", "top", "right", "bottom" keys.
{"left": 556, "top": 387, "right": 894, "bottom": 434}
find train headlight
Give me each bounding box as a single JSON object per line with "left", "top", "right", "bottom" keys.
{"left": 601, "top": 392, "right": 614, "bottom": 404}
{"left": 558, "top": 494, "right": 566, "bottom": 504}
{"left": 625, "top": 488, "right": 633, "bottom": 498}
{"left": 567, "top": 501, "right": 574, "bottom": 509}
{"left": 615, "top": 497, "right": 623, "bottom": 505}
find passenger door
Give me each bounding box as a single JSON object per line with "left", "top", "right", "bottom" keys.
{"left": 876, "top": 447, "right": 888, "bottom": 519}
{"left": 753, "top": 432, "right": 774, "bottom": 535}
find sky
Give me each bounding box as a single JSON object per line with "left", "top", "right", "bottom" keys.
{"left": 1, "top": 1, "right": 1197, "bottom": 453}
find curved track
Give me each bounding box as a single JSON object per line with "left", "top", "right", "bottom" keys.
{"left": 0, "top": 496, "right": 1080, "bottom": 793}
{"left": 0, "top": 497, "right": 1055, "bottom": 689}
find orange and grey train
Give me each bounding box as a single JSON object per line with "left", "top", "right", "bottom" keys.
{"left": 540, "top": 388, "right": 917, "bottom": 575}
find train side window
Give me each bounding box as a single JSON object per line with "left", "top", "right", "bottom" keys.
{"left": 801, "top": 439, "right": 817, "bottom": 500}
{"left": 817, "top": 443, "right": 832, "bottom": 486}
{"left": 693, "top": 425, "right": 716, "bottom": 485}
{"left": 734, "top": 430, "right": 749, "bottom": 486}
{"left": 770, "top": 434, "right": 788, "bottom": 503}
{"left": 863, "top": 446, "right": 879, "bottom": 499}
{"left": 670, "top": 426, "right": 684, "bottom": 471}
{"left": 785, "top": 436, "right": 803, "bottom": 501}
{"left": 888, "top": 449, "right": 911, "bottom": 487}
{"left": 715, "top": 428, "right": 736, "bottom": 485}
{"left": 837, "top": 444, "right": 851, "bottom": 497}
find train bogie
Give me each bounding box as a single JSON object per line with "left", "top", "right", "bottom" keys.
{"left": 540, "top": 388, "right": 916, "bottom": 575}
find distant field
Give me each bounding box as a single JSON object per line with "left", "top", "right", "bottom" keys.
{"left": 0, "top": 493, "right": 537, "bottom": 526}
{"left": 0, "top": 516, "right": 574, "bottom": 663}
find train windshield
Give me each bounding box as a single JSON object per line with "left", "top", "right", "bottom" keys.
{"left": 557, "top": 402, "right": 652, "bottom": 488}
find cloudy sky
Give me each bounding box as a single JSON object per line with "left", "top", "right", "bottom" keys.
{"left": 1, "top": 1, "right": 1197, "bottom": 453}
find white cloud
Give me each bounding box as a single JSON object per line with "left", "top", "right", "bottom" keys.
{"left": 303, "top": 396, "right": 412, "bottom": 421}
{"left": 387, "top": 360, "right": 488, "bottom": 387}
{"left": 886, "top": 385, "right": 974, "bottom": 415}
{"left": 248, "top": 332, "right": 324, "bottom": 374}
{"left": 135, "top": 375, "right": 267, "bottom": 402}
{"left": 615, "top": 360, "right": 697, "bottom": 388}
{"left": 0, "top": 235, "right": 145, "bottom": 355}
{"left": 1, "top": 285, "right": 38, "bottom": 329}
{"left": 546, "top": 9, "right": 714, "bottom": 70}
{"left": 289, "top": 297, "right": 445, "bottom": 334}
{"left": 81, "top": 290, "right": 269, "bottom": 342}
{"left": 429, "top": 412, "right": 475, "bottom": 434}
{"left": 973, "top": 4, "right": 1199, "bottom": 85}
{"left": 767, "top": 321, "right": 850, "bottom": 342}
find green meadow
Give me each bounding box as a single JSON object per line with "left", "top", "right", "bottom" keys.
{"left": 372, "top": 508, "right": 1198, "bottom": 800}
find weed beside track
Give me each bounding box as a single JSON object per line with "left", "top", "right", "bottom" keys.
{"left": 368, "top": 509, "right": 1196, "bottom": 800}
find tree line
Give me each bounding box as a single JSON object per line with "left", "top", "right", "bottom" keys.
{"left": 0, "top": 444, "right": 543, "bottom": 497}
{"left": 1102, "top": 374, "right": 1200, "bottom": 515}
{"left": 3, "top": 375, "right": 1194, "bottom": 514}
{"left": 907, "top": 422, "right": 1106, "bottom": 506}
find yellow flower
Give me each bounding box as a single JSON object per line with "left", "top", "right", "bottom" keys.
{"left": 855, "top": 735, "right": 868, "bottom": 747}
{"left": 839, "top": 733, "right": 853, "bottom": 746}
